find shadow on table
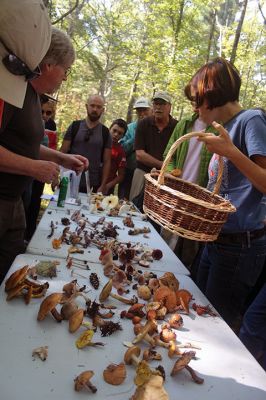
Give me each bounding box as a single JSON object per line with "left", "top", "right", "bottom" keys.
{"left": 166, "top": 370, "right": 266, "bottom": 400}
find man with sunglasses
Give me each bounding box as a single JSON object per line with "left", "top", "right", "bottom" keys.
{"left": 0, "top": 26, "right": 88, "bottom": 283}
{"left": 129, "top": 91, "right": 178, "bottom": 202}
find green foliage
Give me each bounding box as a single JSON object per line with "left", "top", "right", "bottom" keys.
{"left": 48, "top": 0, "right": 265, "bottom": 141}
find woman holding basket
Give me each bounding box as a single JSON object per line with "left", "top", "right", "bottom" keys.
{"left": 185, "top": 57, "right": 266, "bottom": 331}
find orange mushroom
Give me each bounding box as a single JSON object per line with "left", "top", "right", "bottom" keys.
{"left": 37, "top": 293, "right": 63, "bottom": 322}
{"left": 153, "top": 286, "right": 177, "bottom": 313}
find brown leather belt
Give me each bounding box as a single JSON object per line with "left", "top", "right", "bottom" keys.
{"left": 215, "top": 227, "right": 266, "bottom": 246}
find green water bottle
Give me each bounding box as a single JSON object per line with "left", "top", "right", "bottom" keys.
{"left": 57, "top": 176, "right": 69, "bottom": 207}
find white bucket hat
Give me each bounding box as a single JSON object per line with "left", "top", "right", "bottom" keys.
{"left": 0, "top": 0, "right": 51, "bottom": 108}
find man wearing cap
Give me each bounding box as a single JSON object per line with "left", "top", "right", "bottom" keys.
{"left": 129, "top": 91, "right": 178, "bottom": 201}
{"left": 118, "top": 97, "right": 152, "bottom": 199}
{"left": 0, "top": 24, "right": 88, "bottom": 283}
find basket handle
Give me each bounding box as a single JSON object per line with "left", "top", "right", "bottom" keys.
{"left": 158, "top": 131, "right": 223, "bottom": 195}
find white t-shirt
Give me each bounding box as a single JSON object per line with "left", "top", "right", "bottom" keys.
{"left": 181, "top": 118, "right": 207, "bottom": 184}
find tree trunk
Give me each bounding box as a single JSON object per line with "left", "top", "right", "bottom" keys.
{"left": 126, "top": 71, "right": 141, "bottom": 124}
{"left": 205, "top": 10, "right": 216, "bottom": 62}
{"left": 171, "top": 0, "right": 185, "bottom": 64}
{"left": 230, "top": 0, "right": 248, "bottom": 64}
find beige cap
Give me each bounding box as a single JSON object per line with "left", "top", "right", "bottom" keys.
{"left": 152, "top": 91, "right": 172, "bottom": 104}
{"left": 134, "top": 97, "right": 150, "bottom": 109}
{"left": 0, "top": 0, "right": 51, "bottom": 108}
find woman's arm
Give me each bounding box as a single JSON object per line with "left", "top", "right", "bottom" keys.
{"left": 198, "top": 121, "right": 266, "bottom": 193}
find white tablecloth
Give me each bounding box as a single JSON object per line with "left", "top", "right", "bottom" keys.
{"left": 26, "top": 206, "right": 190, "bottom": 275}
{"left": 0, "top": 253, "right": 265, "bottom": 400}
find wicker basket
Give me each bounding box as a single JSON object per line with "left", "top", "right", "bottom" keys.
{"left": 143, "top": 131, "right": 236, "bottom": 241}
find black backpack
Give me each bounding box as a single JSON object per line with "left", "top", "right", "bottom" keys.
{"left": 69, "top": 120, "right": 110, "bottom": 161}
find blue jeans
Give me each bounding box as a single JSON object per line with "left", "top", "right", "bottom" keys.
{"left": 239, "top": 283, "right": 266, "bottom": 370}
{"left": 196, "top": 236, "right": 266, "bottom": 328}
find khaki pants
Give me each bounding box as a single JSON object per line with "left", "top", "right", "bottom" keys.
{"left": 129, "top": 168, "right": 146, "bottom": 201}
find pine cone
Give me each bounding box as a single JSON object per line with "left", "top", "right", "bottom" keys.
{"left": 90, "top": 272, "right": 100, "bottom": 289}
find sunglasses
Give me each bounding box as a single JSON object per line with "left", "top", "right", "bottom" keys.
{"left": 42, "top": 110, "right": 52, "bottom": 116}
{"left": 153, "top": 99, "right": 167, "bottom": 106}
{"left": 65, "top": 67, "right": 71, "bottom": 77}
{"left": 85, "top": 128, "right": 94, "bottom": 142}
{"left": 1, "top": 42, "right": 41, "bottom": 81}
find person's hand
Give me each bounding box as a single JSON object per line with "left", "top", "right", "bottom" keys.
{"left": 197, "top": 121, "right": 237, "bottom": 158}
{"left": 97, "top": 184, "right": 107, "bottom": 195}
{"left": 33, "top": 160, "right": 60, "bottom": 183}
{"left": 104, "top": 182, "right": 113, "bottom": 192}
{"left": 51, "top": 175, "right": 60, "bottom": 192}
{"left": 61, "top": 154, "right": 89, "bottom": 175}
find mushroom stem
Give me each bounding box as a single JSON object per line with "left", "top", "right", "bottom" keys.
{"left": 134, "top": 325, "right": 155, "bottom": 346}
{"left": 154, "top": 335, "right": 170, "bottom": 349}
{"left": 185, "top": 365, "right": 204, "bottom": 384}
{"left": 51, "top": 308, "right": 63, "bottom": 322}
{"left": 168, "top": 341, "right": 182, "bottom": 358}
{"left": 85, "top": 382, "right": 97, "bottom": 393}
{"left": 133, "top": 320, "right": 157, "bottom": 344}
{"left": 110, "top": 292, "right": 137, "bottom": 305}
{"left": 131, "top": 354, "right": 141, "bottom": 367}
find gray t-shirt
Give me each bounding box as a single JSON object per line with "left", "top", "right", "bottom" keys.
{"left": 64, "top": 119, "right": 111, "bottom": 190}
{"left": 207, "top": 109, "right": 266, "bottom": 232}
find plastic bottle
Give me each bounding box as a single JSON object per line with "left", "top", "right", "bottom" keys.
{"left": 57, "top": 176, "right": 69, "bottom": 207}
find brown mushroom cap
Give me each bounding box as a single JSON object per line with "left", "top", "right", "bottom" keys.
{"left": 103, "top": 363, "right": 126, "bottom": 385}
{"left": 61, "top": 301, "right": 78, "bottom": 320}
{"left": 99, "top": 279, "right": 113, "bottom": 302}
{"left": 170, "top": 351, "right": 196, "bottom": 375}
{"left": 74, "top": 370, "right": 94, "bottom": 391}
{"left": 168, "top": 314, "right": 183, "bottom": 329}
{"left": 124, "top": 346, "right": 141, "bottom": 364}
{"left": 6, "top": 283, "right": 27, "bottom": 301}
{"left": 69, "top": 309, "right": 84, "bottom": 333}
{"left": 5, "top": 265, "right": 29, "bottom": 292}
{"left": 37, "top": 293, "right": 63, "bottom": 321}
{"left": 159, "top": 272, "right": 179, "bottom": 292}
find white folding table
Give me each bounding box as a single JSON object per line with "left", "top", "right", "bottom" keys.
{"left": 26, "top": 206, "right": 190, "bottom": 275}
{"left": 0, "top": 253, "right": 265, "bottom": 400}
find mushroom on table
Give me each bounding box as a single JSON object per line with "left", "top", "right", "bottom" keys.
{"left": 74, "top": 370, "right": 97, "bottom": 393}
{"left": 37, "top": 293, "right": 63, "bottom": 322}
{"left": 124, "top": 346, "right": 142, "bottom": 367}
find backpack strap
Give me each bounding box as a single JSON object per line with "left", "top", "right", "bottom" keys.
{"left": 70, "top": 120, "right": 82, "bottom": 147}
{"left": 101, "top": 125, "right": 110, "bottom": 162}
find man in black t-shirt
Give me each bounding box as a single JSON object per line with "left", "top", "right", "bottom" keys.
{"left": 129, "top": 91, "right": 178, "bottom": 201}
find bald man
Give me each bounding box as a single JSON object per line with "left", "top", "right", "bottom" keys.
{"left": 60, "top": 95, "right": 112, "bottom": 193}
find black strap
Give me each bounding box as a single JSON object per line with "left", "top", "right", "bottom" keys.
{"left": 70, "top": 120, "right": 109, "bottom": 162}
{"left": 69, "top": 120, "right": 82, "bottom": 147}
{"left": 101, "top": 125, "right": 109, "bottom": 162}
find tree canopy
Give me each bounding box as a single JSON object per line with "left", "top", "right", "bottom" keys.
{"left": 45, "top": 0, "right": 266, "bottom": 139}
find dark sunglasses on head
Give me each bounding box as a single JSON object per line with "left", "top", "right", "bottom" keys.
{"left": 85, "top": 128, "right": 94, "bottom": 142}
{"left": 2, "top": 47, "right": 41, "bottom": 81}
{"left": 42, "top": 110, "right": 52, "bottom": 116}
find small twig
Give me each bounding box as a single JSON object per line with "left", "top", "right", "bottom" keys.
{"left": 178, "top": 342, "right": 202, "bottom": 350}
{"left": 71, "top": 269, "right": 89, "bottom": 280}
